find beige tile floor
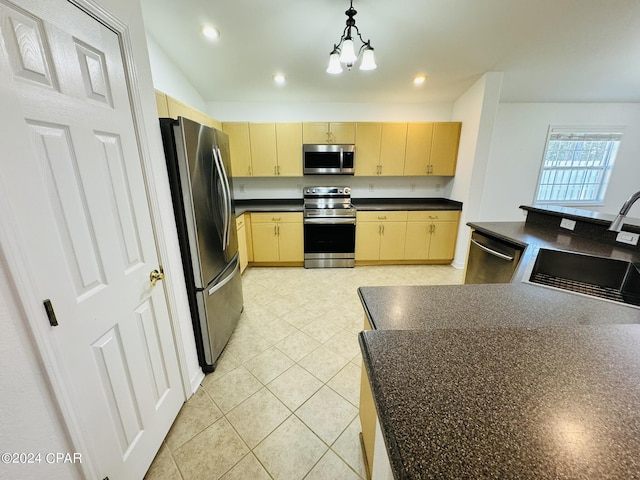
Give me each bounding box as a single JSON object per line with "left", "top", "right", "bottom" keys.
{"left": 145, "top": 265, "right": 463, "bottom": 480}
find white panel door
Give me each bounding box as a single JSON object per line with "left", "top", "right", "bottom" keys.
{"left": 0, "top": 1, "right": 183, "bottom": 479}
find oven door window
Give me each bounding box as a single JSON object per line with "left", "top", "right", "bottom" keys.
{"left": 304, "top": 223, "right": 355, "bottom": 253}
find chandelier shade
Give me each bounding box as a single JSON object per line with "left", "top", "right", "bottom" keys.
{"left": 326, "top": 0, "right": 376, "bottom": 74}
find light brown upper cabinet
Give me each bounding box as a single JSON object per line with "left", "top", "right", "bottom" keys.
{"left": 404, "top": 122, "right": 461, "bottom": 176}
{"left": 355, "top": 123, "right": 406, "bottom": 176}
{"left": 379, "top": 123, "right": 407, "bottom": 176}
{"left": 430, "top": 122, "right": 461, "bottom": 176}
{"left": 275, "top": 123, "right": 303, "bottom": 176}
{"left": 155, "top": 90, "right": 169, "bottom": 117}
{"left": 404, "top": 122, "right": 434, "bottom": 175}
{"left": 355, "top": 123, "right": 382, "bottom": 176}
{"left": 249, "top": 123, "right": 278, "bottom": 177}
{"left": 303, "top": 122, "right": 356, "bottom": 144}
{"left": 222, "top": 122, "right": 253, "bottom": 177}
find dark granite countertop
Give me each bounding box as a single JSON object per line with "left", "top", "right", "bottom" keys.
{"left": 352, "top": 198, "right": 462, "bottom": 212}
{"left": 360, "top": 326, "right": 640, "bottom": 479}
{"left": 234, "top": 197, "right": 462, "bottom": 216}
{"left": 358, "top": 283, "right": 640, "bottom": 331}
{"left": 358, "top": 204, "right": 640, "bottom": 478}
{"left": 235, "top": 199, "right": 303, "bottom": 215}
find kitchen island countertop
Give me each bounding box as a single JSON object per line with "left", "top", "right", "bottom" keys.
{"left": 360, "top": 325, "right": 640, "bottom": 479}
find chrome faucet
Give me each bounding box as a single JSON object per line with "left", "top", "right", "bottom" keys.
{"left": 608, "top": 190, "right": 640, "bottom": 232}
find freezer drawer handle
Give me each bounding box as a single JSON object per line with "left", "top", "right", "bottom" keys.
{"left": 470, "top": 239, "right": 514, "bottom": 261}
{"left": 208, "top": 262, "right": 240, "bottom": 296}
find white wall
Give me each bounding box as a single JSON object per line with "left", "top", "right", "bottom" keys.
{"left": 480, "top": 103, "right": 640, "bottom": 221}
{"left": 233, "top": 175, "right": 453, "bottom": 200}
{"left": 448, "top": 73, "right": 504, "bottom": 268}
{"left": 146, "top": 34, "right": 208, "bottom": 112}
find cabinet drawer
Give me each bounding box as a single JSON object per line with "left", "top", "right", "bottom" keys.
{"left": 357, "top": 211, "right": 408, "bottom": 222}
{"left": 250, "top": 212, "right": 302, "bottom": 223}
{"left": 407, "top": 210, "right": 460, "bottom": 222}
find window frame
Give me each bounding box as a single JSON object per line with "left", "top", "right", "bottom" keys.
{"left": 533, "top": 125, "right": 624, "bottom": 207}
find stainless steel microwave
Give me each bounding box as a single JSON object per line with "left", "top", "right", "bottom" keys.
{"left": 303, "top": 144, "right": 355, "bottom": 175}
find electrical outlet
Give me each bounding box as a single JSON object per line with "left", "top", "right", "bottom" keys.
{"left": 560, "top": 218, "right": 576, "bottom": 231}
{"left": 239, "top": 184, "right": 245, "bottom": 193}
{"left": 616, "top": 231, "right": 640, "bottom": 246}
{"left": 435, "top": 183, "right": 441, "bottom": 192}
{"left": 410, "top": 183, "right": 416, "bottom": 192}
{"left": 369, "top": 184, "right": 374, "bottom": 192}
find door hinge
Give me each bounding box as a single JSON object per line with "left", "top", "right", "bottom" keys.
{"left": 43, "top": 299, "right": 58, "bottom": 327}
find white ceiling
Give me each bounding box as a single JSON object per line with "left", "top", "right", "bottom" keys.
{"left": 140, "top": 0, "right": 640, "bottom": 104}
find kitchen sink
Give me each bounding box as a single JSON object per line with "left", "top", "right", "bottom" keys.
{"left": 528, "top": 248, "right": 640, "bottom": 307}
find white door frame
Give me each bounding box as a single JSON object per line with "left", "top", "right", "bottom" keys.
{"left": 0, "top": 0, "right": 192, "bottom": 477}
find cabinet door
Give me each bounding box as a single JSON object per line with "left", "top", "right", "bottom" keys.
{"left": 428, "top": 221, "right": 459, "bottom": 260}
{"left": 154, "top": 90, "right": 169, "bottom": 117}
{"left": 355, "top": 222, "right": 381, "bottom": 261}
{"left": 249, "top": 123, "right": 278, "bottom": 177}
{"left": 237, "top": 223, "right": 248, "bottom": 273}
{"left": 251, "top": 223, "right": 279, "bottom": 262}
{"left": 379, "top": 221, "right": 407, "bottom": 260}
{"left": 223, "top": 122, "right": 252, "bottom": 177}
{"left": 330, "top": 122, "right": 356, "bottom": 144}
{"left": 404, "top": 222, "right": 431, "bottom": 260}
{"left": 379, "top": 123, "right": 407, "bottom": 176}
{"left": 404, "top": 123, "right": 434, "bottom": 176}
{"left": 355, "top": 123, "right": 382, "bottom": 176}
{"left": 278, "top": 222, "right": 304, "bottom": 262}
{"left": 430, "top": 122, "right": 461, "bottom": 176}
{"left": 276, "top": 123, "right": 303, "bottom": 176}
{"left": 302, "top": 122, "right": 329, "bottom": 143}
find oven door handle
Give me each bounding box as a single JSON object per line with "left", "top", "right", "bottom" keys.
{"left": 303, "top": 217, "right": 356, "bottom": 225}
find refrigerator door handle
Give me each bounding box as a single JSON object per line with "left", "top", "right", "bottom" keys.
{"left": 215, "top": 146, "right": 233, "bottom": 248}
{"left": 208, "top": 260, "right": 240, "bottom": 296}
{"left": 212, "top": 147, "right": 230, "bottom": 249}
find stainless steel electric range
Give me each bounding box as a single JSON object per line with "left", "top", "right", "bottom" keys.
{"left": 303, "top": 186, "right": 356, "bottom": 268}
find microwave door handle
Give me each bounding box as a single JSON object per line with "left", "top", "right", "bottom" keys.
{"left": 339, "top": 147, "right": 344, "bottom": 172}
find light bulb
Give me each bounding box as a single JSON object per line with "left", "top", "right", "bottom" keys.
{"left": 359, "top": 47, "right": 377, "bottom": 71}
{"left": 201, "top": 26, "right": 219, "bottom": 40}
{"left": 327, "top": 52, "right": 343, "bottom": 74}
{"left": 339, "top": 39, "right": 357, "bottom": 64}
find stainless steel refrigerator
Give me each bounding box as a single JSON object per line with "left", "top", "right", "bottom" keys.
{"left": 160, "top": 116, "right": 243, "bottom": 372}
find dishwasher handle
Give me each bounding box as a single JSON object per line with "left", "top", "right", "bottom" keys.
{"left": 470, "top": 238, "right": 515, "bottom": 261}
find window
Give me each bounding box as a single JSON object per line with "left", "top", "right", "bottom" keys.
{"left": 534, "top": 127, "right": 623, "bottom": 205}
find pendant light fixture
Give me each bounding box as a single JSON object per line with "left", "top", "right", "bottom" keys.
{"left": 327, "top": 0, "right": 377, "bottom": 74}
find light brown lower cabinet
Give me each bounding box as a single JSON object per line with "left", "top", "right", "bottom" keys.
{"left": 356, "top": 210, "right": 459, "bottom": 264}
{"left": 250, "top": 212, "right": 303, "bottom": 263}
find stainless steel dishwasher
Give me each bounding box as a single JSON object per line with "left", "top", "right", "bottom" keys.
{"left": 464, "top": 231, "right": 523, "bottom": 284}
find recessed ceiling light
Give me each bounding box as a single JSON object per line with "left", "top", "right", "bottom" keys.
{"left": 273, "top": 74, "right": 287, "bottom": 85}
{"left": 201, "top": 25, "right": 219, "bottom": 40}
{"left": 414, "top": 75, "right": 427, "bottom": 85}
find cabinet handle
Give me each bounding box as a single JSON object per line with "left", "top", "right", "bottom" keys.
{"left": 277, "top": 165, "right": 280, "bottom": 175}
{"left": 274, "top": 166, "right": 277, "bottom": 175}
{"left": 272, "top": 217, "right": 281, "bottom": 222}
{"left": 381, "top": 225, "right": 385, "bottom": 235}
{"left": 378, "top": 216, "right": 387, "bottom": 220}
{"left": 378, "top": 225, "right": 382, "bottom": 235}
{"left": 429, "top": 215, "right": 438, "bottom": 219}
{"left": 277, "top": 225, "right": 280, "bottom": 235}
